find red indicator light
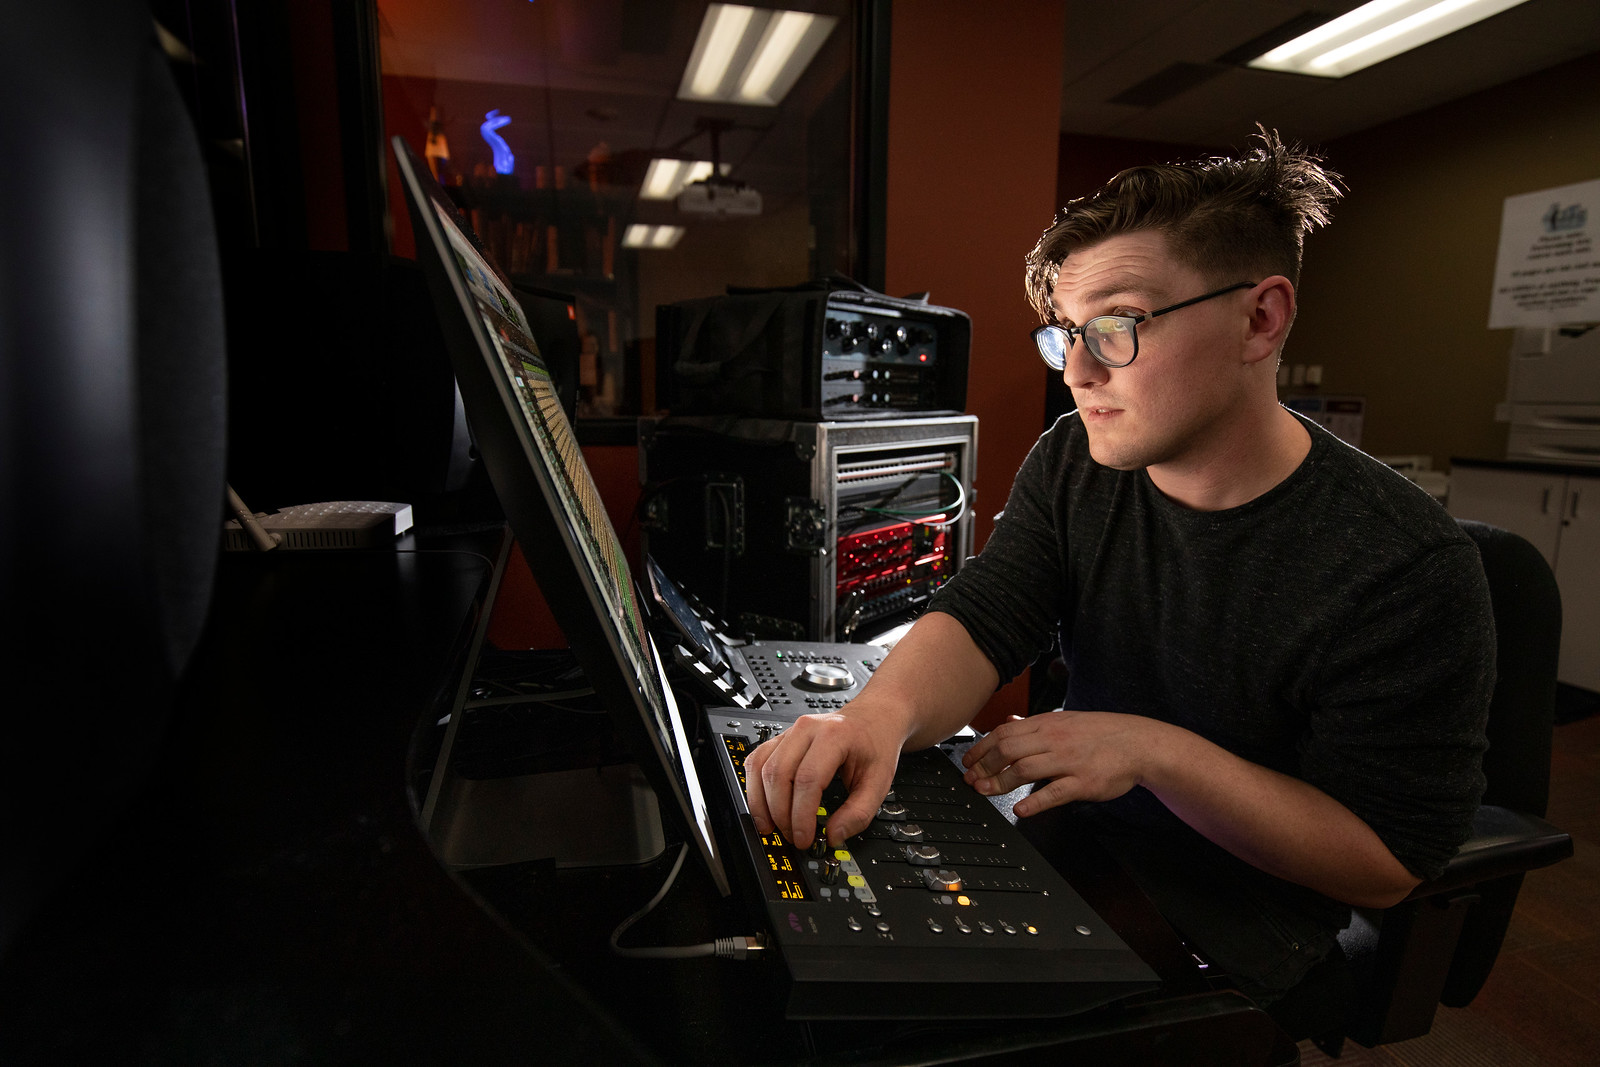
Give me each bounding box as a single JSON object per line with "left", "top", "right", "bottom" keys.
{"left": 918, "top": 353, "right": 928, "bottom": 362}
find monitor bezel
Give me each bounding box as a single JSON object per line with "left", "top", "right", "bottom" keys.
{"left": 393, "top": 136, "right": 728, "bottom": 895}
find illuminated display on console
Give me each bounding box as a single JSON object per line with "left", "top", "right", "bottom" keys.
{"left": 724, "top": 735, "right": 811, "bottom": 901}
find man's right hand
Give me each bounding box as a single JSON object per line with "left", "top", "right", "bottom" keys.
{"left": 742, "top": 705, "right": 907, "bottom": 850}
{"left": 742, "top": 611, "right": 999, "bottom": 849}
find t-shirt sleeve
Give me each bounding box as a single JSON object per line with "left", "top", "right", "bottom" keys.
{"left": 1298, "top": 539, "right": 1494, "bottom": 881}
{"left": 926, "top": 425, "right": 1070, "bottom": 683}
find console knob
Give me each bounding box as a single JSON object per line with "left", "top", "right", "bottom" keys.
{"left": 921, "top": 868, "right": 963, "bottom": 893}
{"left": 876, "top": 800, "right": 908, "bottom": 822}
{"left": 795, "top": 663, "right": 855, "bottom": 691}
{"left": 822, "top": 856, "right": 841, "bottom": 884}
{"left": 904, "top": 844, "right": 942, "bottom": 866}
{"left": 888, "top": 822, "right": 925, "bottom": 843}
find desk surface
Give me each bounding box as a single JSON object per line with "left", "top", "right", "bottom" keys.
{"left": 0, "top": 528, "right": 1295, "bottom": 1065}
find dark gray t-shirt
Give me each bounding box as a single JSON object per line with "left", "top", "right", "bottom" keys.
{"left": 928, "top": 410, "right": 1493, "bottom": 995}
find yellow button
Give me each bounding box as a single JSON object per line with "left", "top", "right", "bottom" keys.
{"left": 957, "top": 895, "right": 971, "bottom": 906}
{"left": 834, "top": 849, "right": 852, "bottom": 862}
{"left": 847, "top": 874, "right": 867, "bottom": 888}
{"left": 817, "top": 806, "right": 828, "bottom": 817}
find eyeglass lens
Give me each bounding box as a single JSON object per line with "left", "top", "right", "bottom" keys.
{"left": 1037, "top": 317, "right": 1136, "bottom": 370}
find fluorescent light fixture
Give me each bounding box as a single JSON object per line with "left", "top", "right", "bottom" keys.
{"left": 623, "top": 224, "right": 686, "bottom": 250}
{"left": 689, "top": 3, "right": 755, "bottom": 97}
{"left": 679, "top": 4, "right": 837, "bottom": 105}
{"left": 639, "top": 158, "right": 731, "bottom": 200}
{"left": 1247, "top": 0, "right": 1532, "bottom": 78}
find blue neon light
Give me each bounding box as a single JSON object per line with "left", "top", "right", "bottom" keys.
{"left": 481, "top": 110, "right": 514, "bottom": 175}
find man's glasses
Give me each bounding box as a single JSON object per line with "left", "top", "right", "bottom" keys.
{"left": 1031, "top": 281, "right": 1256, "bottom": 370}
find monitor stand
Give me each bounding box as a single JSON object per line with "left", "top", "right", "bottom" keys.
{"left": 412, "top": 527, "right": 667, "bottom": 872}
{"left": 428, "top": 763, "right": 666, "bottom": 869}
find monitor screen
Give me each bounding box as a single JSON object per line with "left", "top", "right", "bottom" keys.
{"left": 392, "top": 136, "right": 728, "bottom": 894}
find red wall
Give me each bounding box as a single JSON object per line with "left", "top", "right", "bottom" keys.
{"left": 884, "top": 0, "right": 1065, "bottom": 725}
{"left": 486, "top": 444, "right": 643, "bottom": 650}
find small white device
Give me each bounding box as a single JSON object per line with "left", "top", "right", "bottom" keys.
{"left": 223, "top": 497, "right": 414, "bottom": 551}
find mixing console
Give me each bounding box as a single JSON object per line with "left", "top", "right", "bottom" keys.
{"left": 704, "top": 706, "right": 1159, "bottom": 1018}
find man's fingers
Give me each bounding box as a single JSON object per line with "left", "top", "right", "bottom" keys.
{"left": 785, "top": 739, "right": 849, "bottom": 850}
{"left": 961, "top": 716, "right": 1043, "bottom": 778}
{"left": 744, "top": 743, "right": 776, "bottom": 835}
{"left": 826, "top": 762, "right": 898, "bottom": 844}
{"left": 1013, "top": 774, "right": 1079, "bottom": 817}
{"left": 756, "top": 732, "right": 810, "bottom": 843}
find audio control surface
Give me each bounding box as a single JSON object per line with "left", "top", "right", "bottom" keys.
{"left": 704, "top": 707, "right": 1160, "bottom": 1019}
{"left": 731, "top": 643, "right": 882, "bottom": 711}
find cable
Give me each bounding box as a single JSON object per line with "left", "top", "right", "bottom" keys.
{"left": 608, "top": 844, "right": 767, "bottom": 961}
{"left": 846, "top": 471, "right": 968, "bottom": 529}
{"left": 463, "top": 687, "right": 596, "bottom": 709}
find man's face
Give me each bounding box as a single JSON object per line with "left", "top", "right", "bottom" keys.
{"left": 1048, "top": 230, "right": 1256, "bottom": 475}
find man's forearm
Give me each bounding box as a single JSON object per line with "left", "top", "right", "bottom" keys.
{"left": 855, "top": 610, "right": 1000, "bottom": 750}
{"left": 1140, "top": 722, "right": 1421, "bottom": 909}
{"left": 968, "top": 710, "right": 1422, "bottom": 908}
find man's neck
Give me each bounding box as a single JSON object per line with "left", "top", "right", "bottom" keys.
{"left": 1146, "top": 404, "right": 1312, "bottom": 512}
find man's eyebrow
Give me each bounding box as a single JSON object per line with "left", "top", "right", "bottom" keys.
{"left": 1051, "top": 276, "right": 1160, "bottom": 323}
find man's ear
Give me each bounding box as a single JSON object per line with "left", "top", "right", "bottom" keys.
{"left": 1243, "top": 276, "right": 1295, "bottom": 365}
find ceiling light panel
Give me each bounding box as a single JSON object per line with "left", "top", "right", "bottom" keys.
{"left": 679, "top": 4, "right": 838, "bottom": 105}
{"left": 1248, "top": 0, "right": 1533, "bottom": 78}
{"left": 640, "top": 159, "right": 731, "bottom": 200}
{"left": 623, "top": 225, "right": 686, "bottom": 250}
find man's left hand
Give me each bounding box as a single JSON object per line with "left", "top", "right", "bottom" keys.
{"left": 961, "top": 709, "right": 1159, "bottom": 818}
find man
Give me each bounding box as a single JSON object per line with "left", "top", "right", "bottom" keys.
{"left": 744, "top": 131, "right": 1494, "bottom": 1004}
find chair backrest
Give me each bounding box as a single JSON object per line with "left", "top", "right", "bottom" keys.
{"left": 1456, "top": 519, "right": 1562, "bottom": 817}
{"left": 1442, "top": 519, "right": 1562, "bottom": 1005}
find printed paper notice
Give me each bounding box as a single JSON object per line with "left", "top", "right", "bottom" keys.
{"left": 1488, "top": 179, "right": 1600, "bottom": 329}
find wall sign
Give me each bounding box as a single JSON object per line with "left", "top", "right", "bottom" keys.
{"left": 1489, "top": 178, "right": 1600, "bottom": 329}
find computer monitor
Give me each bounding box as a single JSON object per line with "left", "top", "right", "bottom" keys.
{"left": 392, "top": 136, "right": 729, "bottom": 895}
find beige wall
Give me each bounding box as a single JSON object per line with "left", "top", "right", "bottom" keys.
{"left": 1290, "top": 53, "right": 1600, "bottom": 468}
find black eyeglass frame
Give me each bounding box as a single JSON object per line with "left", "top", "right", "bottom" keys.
{"left": 1031, "top": 280, "right": 1258, "bottom": 370}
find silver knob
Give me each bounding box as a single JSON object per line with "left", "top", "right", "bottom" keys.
{"left": 796, "top": 663, "right": 855, "bottom": 691}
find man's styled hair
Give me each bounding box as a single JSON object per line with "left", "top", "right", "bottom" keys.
{"left": 1024, "top": 128, "right": 1343, "bottom": 322}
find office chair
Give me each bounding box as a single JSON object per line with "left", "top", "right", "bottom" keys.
{"left": 1271, "top": 519, "right": 1573, "bottom": 1055}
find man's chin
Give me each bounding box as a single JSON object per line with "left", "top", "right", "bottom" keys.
{"left": 1083, "top": 431, "right": 1143, "bottom": 472}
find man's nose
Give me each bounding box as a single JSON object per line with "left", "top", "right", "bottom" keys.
{"left": 1063, "top": 333, "right": 1108, "bottom": 390}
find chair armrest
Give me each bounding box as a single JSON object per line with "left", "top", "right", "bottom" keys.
{"left": 1405, "top": 805, "right": 1572, "bottom": 901}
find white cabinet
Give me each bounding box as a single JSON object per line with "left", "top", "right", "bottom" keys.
{"left": 1450, "top": 464, "right": 1600, "bottom": 693}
